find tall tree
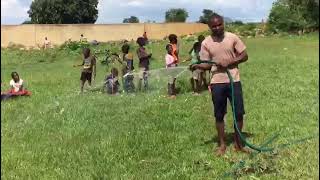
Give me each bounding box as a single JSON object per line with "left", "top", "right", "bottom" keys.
{"left": 199, "top": 9, "right": 217, "bottom": 24}
{"left": 123, "top": 16, "right": 140, "bottom": 23}
{"left": 22, "top": 20, "right": 33, "bottom": 24}
{"left": 27, "top": 0, "right": 99, "bottom": 24}
{"left": 268, "top": 0, "right": 319, "bottom": 32}
{"left": 165, "top": 8, "right": 189, "bottom": 22}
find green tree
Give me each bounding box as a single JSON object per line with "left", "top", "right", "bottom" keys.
{"left": 232, "top": 20, "right": 244, "bottom": 25}
{"left": 123, "top": 16, "right": 140, "bottom": 23}
{"left": 198, "top": 9, "right": 217, "bottom": 24}
{"left": 198, "top": 9, "right": 233, "bottom": 24}
{"left": 27, "top": 0, "right": 99, "bottom": 24}
{"left": 22, "top": 20, "right": 33, "bottom": 24}
{"left": 165, "top": 8, "right": 189, "bottom": 22}
{"left": 268, "top": 0, "right": 319, "bottom": 32}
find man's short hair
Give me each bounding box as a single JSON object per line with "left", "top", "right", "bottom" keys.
{"left": 210, "top": 13, "right": 224, "bottom": 22}
{"left": 121, "top": 44, "right": 130, "bottom": 53}
{"left": 168, "top": 34, "right": 178, "bottom": 43}
{"left": 165, "top": 44, "right": 172, "bottom": 51}
{"left": 136, "top": 37, "right": 145, "bottom": 46}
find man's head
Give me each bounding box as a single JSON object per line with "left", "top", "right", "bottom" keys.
{"left": 111, "top": 68, "right": 119, "bottom": 77}
{"left": 11, "top": 72, "right": 20, "bottom": 82}
{"left": 168, "top": 34, "right": 178, "bottom": 44}
{"left": 121, "top": 44, "right": 130, "bottom": 54}
{"left": 193, "top": 42, "right": 201, "bottom": 53}
{"left": 45, "top": 37, "right": 47, "bottom": 40}
{"left": 208, "top": 14, "right": 224, "bottom": 37}
{"left": 136, "top": 37, "right": 146, "bottom": 46}
{"left": 166, "top": 44, "right": 173, "bottom": 54}
{"left": 198, "top": 35, "right": 205, "bottom": 43}
{"left": 83, "top": 48, "right": 91, "bottom": 58}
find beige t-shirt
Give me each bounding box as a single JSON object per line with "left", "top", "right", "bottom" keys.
{"left": 199, "top": 32, "right": 246, "bottom": 84}
{"left": 10, "top": 79, "right": 23, "bottom": 92}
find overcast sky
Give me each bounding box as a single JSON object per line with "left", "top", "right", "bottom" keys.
{"left": 1, "top": 0, "right": 276, "bottom": 24}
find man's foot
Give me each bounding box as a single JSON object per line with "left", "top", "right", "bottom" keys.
{"left": 233, "top": 145, "right": 251, "bottom": 154}
{"left": 215, "top": 145, "right": 227, "bottom": 156}
{"left": 168, "top": 95, "right": 176, "bottom": 99}
{"left": 192, "top": 92, "right": 200, "bottom": 96}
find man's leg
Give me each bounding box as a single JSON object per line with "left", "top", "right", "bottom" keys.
{"left": 80, "top": 73, "right": 85, "bottom": 93}
{"left": 167, "top": 75, "right": 176, "bottom": 98}
{"left": 233, "top": 115, "right": 245, "bottom": 149}
{"left": 196, "top": 69, "right": 202, "bottom": 94}
{"left": 197, "top": 70, "right": 203, "bottom": 90}
{"left": 211, "top": 83, "right": 228, "bottom": 155}
{"left": 138, "top": 79, "right": 142, "bottom": 91}
{"left": 227, "top": 82, "right": 249, "bottom": 153}
{"left": 216, "top": 119, "right": 226, "bottom": 155}
{"left": 80, "top": 80, "right": 85, "bottom": 93}
{"left": 87, "top": 73, "right": 92, "bottom": 88}
{"left": 190, "top": 78, "right": 195, "bottom": 93}
{"left": 138, "top": 69, "right": 143, "bottom": 91}
{"left": 143, "top": 74, "right": 148, "bottom": 90}
{"left": 202, "top": 71, "right": 208, "bottom": 88}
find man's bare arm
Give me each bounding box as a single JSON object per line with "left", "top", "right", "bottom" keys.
{"left": 228, "top": 50, "right": 248, "bottom": 67}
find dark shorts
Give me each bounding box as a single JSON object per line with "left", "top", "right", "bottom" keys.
{"left": 127, "top": 60, "right": 134, "bottom": 71}
{"left": 80, "top": 72, "right": 92, "bottom": 82}
{"left": 211, "top": 82, "right": 245, "bottom": 121}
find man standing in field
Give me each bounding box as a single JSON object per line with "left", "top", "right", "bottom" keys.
{"left": 193, "top": 14, "right": 249, "bottom": 155}
{"left": 44, "top": 37, "right": 51, "bottom": 49}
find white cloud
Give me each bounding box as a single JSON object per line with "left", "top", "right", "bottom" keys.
{"left": 96, "top": 0, "right": 275, "bottom": 23}
{"left": 1, "top": 0, "right": 276, "bottom": 24}
{"left": 1, "top": 0, "right": 29, "bottom": 19}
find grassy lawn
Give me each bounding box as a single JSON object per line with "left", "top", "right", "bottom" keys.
{"left": 1, "top": 33, "right": 319, "bottom": 179}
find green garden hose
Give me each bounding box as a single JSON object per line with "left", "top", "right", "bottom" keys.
{"left": 226, "top": 70, "right": 275, "bottom": 152}
{"left": 195, "top": 61, "right": 275, "bottom": 152}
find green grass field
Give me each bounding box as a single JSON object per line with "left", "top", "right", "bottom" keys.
{"left": 1, "top": 33, "right": 319, "bottom": 179}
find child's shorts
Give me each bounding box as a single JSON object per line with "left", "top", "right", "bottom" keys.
{"left": 139, "top": 67, "right": 148, "bottom": 79}
{"left": 167, "top": 75, "right": 175, "bottom": 84}
{"left": 192, "top": 69, "right": 204, "bottom": 80}
{"left": 80, "top": 72, "right": 92, "bottom": 82}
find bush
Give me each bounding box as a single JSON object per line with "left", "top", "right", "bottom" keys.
{"left": 60, "top": 40, "right": 90, "bottom": 52}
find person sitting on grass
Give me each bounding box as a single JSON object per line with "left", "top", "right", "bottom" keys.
{"left": 105, "top": 68, "right": 120, "bottom": 95}
{"left": 8, "top": 72, "right": 32, "bottom": 96}
{"left": 136, "top": 37, "right": 152, "bottom": 91}
{"left": 165, "top": 44, "right": 177, "bottom": 99}
{"left": 73, "top": 48, "right": 96, "bottom": 93}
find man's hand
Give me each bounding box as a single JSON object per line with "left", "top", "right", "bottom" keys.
{"left": 183, "top": 57, "right": 192, "bottom": 63}
{"left": 193, "top": 63, "right": 212, "bottom": 70}
{"left": 228, "top": 50, "right": 248, "bottom": 67}
{"left": 190, "top": 64, "right": 198, "bottom": 70}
